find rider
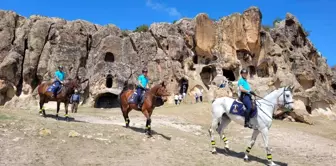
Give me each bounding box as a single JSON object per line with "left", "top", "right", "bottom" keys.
{"left": 238, "top": 68, "right": 256, "bottom": 129}
{"left": 136, "top": 67, "right": 149, "bottom": 109}
{"left": 52, "top": 65, "right": 66, "bottom": 98}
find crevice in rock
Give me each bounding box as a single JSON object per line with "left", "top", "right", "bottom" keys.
{"left": 11, "top": 14, "right": 19, "bottom": 45}
{"left": 331, "top": 82, "right": 336, "bottom": 91}
{"left": 31, "top": 23, "right": 53, "bottom": 90}
{"left": 319, "top": 74, "right": 326, "bottom": 83}
{"left": 149, "top": 30, "right": 167, "bottom": 55}
{"left": 306, "top": 105, "right": 312, "bottom": 114}
{"left": 129, "top": 36, "right": 139, "bottom": 54}
{"left": 16, "top": 39, "right": 28, "bottom": 96}
{"left": 248, "top": 66, "right": 256, "bottom": 78}
{"left": 222, "top": 69, "right": 236, "bottom": 81}
{"left": 93, "top": 24, "right": 98, "bottom": 31}
{"left": 273, "top": 63, "right": 278, "bottom": 75}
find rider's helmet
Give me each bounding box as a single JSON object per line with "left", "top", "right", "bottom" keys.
{"left": 142, "top": 67, "right": 148, "bottom": 73}
{"left": 58, "top": 65, "right": 64, "bottom": 71}
{"left": 240, "top": 68, "right": 248, "bottom": 74}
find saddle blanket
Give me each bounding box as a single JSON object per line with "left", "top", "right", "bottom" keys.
{"left": 128, "top": 91, "right": 145, "bottom": 104}
{"left": 46, "top": 83, "right": 62, "bottom": 94}
{"left": 229, "top": 100, "right": 257, "bottom": 118}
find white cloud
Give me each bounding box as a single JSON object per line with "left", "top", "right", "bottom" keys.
{"left": 146, "top": 0, "right": 182, "bottom": 18}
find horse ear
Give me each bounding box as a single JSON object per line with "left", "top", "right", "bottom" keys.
{"left": 290, "top": 85, "right": 295, "bottom": 92}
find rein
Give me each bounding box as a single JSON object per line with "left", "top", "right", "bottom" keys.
{"left": 253, "top": 88, "right": 294, "bottom": 120}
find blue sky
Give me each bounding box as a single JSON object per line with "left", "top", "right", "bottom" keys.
{"left": 1, "top": 0, "right": 335, "bottom": 66}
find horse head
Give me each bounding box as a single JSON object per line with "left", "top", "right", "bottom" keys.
{"left": 279, "top": 85, "right": 295, "bottom": 111}
{"left": 152, "top": 81, "right": 170, "bottom": 102}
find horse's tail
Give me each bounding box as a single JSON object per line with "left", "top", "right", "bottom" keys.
{"left": 118, "top": 70, "right": 134, "bottom": 107}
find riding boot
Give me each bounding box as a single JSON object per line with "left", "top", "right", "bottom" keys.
{"left": 244, "top": 111, "right": 252, "bottom": 129}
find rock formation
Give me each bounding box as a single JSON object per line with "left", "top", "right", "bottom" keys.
{"left": 0, "top": 7, "right": 335, "bottom": 123}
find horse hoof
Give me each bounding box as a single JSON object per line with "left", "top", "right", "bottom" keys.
{"left": 211, "top": 151, "right": 217, "bottom": 154}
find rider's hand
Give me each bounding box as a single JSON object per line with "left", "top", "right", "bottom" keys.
{"left": 250, "top": 91, "right": 256, "bottom": 96}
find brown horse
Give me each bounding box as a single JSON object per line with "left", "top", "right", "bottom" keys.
{"left": 37, "top": 77, "right": 87, "bottom": 121}
{"left": 119, "top": 81, "right": 170, "bottom": 136}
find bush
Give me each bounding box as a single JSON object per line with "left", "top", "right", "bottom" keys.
{"left": 133, "top": 24, "right": 149, "bottom": 33}
{"left": 273, "top": 17, "right": 282, "bottom": 27}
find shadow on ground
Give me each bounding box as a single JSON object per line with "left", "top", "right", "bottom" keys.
{"left": 126, "top": 126, "right": 172, "bottom": 140}
{"left": 216, "top": 147, "right": 288, "bottom": 166}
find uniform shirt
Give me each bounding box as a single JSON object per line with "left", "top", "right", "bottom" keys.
{"left": 237, "top": 77, "right": 251, "bottom": 96}
{"left": 138, "top": 74, "right": 149, "bottom": 88}
{"left": 55, "top": 70, "right": 65, "bottom": 81}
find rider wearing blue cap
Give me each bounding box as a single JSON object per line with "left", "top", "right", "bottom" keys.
{"left": 238, "top": 68, "right": 256, "bottom": 129}
{"left": 52, "top": 65, "right": 66, "bottom": 98}
{"left": 136, "top": 67, "right": 149, "bottom": 109}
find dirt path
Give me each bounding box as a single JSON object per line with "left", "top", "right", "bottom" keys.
{"left": 0, "top": 103, "right": 336, "bottom": 166}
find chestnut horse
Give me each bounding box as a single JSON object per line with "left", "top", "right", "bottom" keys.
{"left": 37, "top": 77, "right": 87, "bottom": 121}
{"left": 119, "top": 81, "right": 170, "bottom": 136}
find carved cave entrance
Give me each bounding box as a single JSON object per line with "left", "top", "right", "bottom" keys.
{"left": 106, "top": 74, "right": 113, "bottom": 88}
{"left": 200, "top": 66, "right": 217, "bottom": 89}
{"left": 94, "top": 93, "right": 119, "bottom": 108}
{"left": 222, "top": 69, "right": 236, "bottom": 81}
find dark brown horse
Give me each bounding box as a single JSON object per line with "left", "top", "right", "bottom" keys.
{"left": 37, "top": 77, "right": 87, "bottom": 121}
{"left": 119, "top": 81, "right": 170, "bottom": 136}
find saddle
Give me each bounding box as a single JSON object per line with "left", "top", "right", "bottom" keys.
{"left": 127, "top": 90, "right": 146, "bottom": 105}
{"left": 46, "top": 82, "right": 63, "bottom": 94}
{"left": 230, "top": 98, "right": 257, "bottom": 118}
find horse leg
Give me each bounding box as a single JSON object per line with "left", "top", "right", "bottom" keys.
{"left": 260, "top": 128, "right": 277, "bottom": 166}
{"left": 122, "top": 107, "right": 130, "bottom": 128}
{"left": 56, "top": 101, "right": 60, "bottom": 120}
{"left": 218, "top": 114, "right": 231, "bottom": 151}
{"left": 142, "top": 110, "right": 151, "bottom": 136}
{"left": 64, "top": 102, "right": 69, "bottom": 122}
{"left": 244, "top": 129, "right": 260, "bottom": 161}
{"left": 208, "top": 117, "right": 220, "bottom": 154}
{"left": 39, "top": 98, "right": 46, "bottom": 117}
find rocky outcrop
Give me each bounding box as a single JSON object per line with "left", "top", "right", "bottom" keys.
{"left": 0, "top": 7, "right": 335, "bottom": 124}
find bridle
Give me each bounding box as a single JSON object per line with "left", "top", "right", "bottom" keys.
{"left": 254, "top": 87, "right": 294, "bottom": 121}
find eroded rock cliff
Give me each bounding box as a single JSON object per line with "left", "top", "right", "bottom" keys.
{"left": 0, "top": 7, "right": 335, "bottom": 123}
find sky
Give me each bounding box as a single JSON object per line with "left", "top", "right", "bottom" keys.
{"left": 1, "top": 0, "right": 335, "bottom": 66}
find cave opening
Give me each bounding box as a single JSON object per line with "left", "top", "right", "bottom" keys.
{"left": 248, "top": 66, "right": 256, "bottom": 78}
{"left": 94, "top": 93, "right": 119, "bottom": 108}
{"left": 106, "top": 74, "right": 113, "bottom": 88}
{"left": 222, "top": 69, "right": 235, "bottom": 81}
{"left": 200, "top": 66, "right": 217, "bottom": 89}
{"left": 104, "top": 52, "right": 115, "bottom": 62}
{"left": 257, "top": 64, "right": 270, "bottom": 78}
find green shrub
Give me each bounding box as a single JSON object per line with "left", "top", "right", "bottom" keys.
{"left": 133, "top": 24, "right": 149, "bottom": 33}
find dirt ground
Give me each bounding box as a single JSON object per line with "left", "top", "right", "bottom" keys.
{"left": 0, "top": 102, "right": 336, "bottom": 166}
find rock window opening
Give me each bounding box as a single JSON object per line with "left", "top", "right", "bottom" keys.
{"left": 222, "top": 69, "right": 235, "bottom": 81}
{"left": 104, "top": 52, "right": 115, "bottom": 62}
{"left": 106, "top": 74, "right": 113, "bottom": 88}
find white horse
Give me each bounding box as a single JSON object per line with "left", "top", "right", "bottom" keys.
{"left": 208, "top": 86, "right": 294, "bottom": 166}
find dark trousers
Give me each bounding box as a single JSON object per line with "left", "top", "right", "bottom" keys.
{"left": 199, "top": 96, "right": 203, "bottom": 102}
{"left": 53, "top": 80, "right": 61, "bottom": 96}
{"left": 174, "top": 99, "right": 178, "bottom": 105}
{"left": 241, "top": 93, "right": 252, "bottom": 122}
{"left": 136, "top": 86, "right": 145, "bottom": 105}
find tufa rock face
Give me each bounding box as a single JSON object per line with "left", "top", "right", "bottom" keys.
{"left": 0, "top": 7, "right": 336, "bottom": 123}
